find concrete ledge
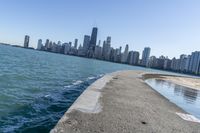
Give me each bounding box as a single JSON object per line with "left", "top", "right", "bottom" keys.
{"left": 50, "top": 71, "right": 118, "bottom": 133}
{"left": 50, "top": 70, "right": 200, "bottom": 133}
{"left": 66, "top": 74, "right": 114, "bottom": 114}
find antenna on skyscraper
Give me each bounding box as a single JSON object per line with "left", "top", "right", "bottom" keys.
{"left": 93, "top": 20, "right": 97, "bottom": 28}
{"left": 92, "top": 20, "right": 100, "bottom": 45}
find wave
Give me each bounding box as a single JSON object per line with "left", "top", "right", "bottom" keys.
{"left": 72, "top": 80, "right": 83, "bottom": 85}
{"left": 65, "top": 75, "right": 102, "bottom": 88}
{"left": 64, "top": 85, "right": 72, "bottom": 88}
{"left": 0, "top": 75, "right": 103, "bottom": 133}
{"left": 87, "top": 76, "right": 95, "bottom": 80}
{"left": 99, "top": 74, "right": 104, "bottom": 77}
{"left": 44, "top": 94, "right": 51, "bottom": 98}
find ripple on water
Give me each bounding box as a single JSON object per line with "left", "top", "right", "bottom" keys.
{"left": 0, "top": 75, "right": 100, "bottom": 133}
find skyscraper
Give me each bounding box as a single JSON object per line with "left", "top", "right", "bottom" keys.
{"left": 64, "top": 43, "right": 71, "bottom": 55}
{"left": 185, "top": 55, "right": 191, "bottom": 72}
{"left": 132, "top": 51, "right": 140, "bottom": 65}
{"left": 128, "top": 51, "right": 134, "bottom": 64}
{"left": 94, "top": 45, "right": 102, "bottom": 59}
{"left": 121, "top": 44, "right": 129, "bottom": 63}
{"left": 141, "top": 47, "right": 151, "bottom": 66}
{"left": 83, "top": 35, "right": 90, "bottom": 55}
{"left": 88, "top": 27, "right": 98, "bottom": 57}
{"left": 128, "top": 51, "right": 140, "bottom": 65}
{"left": 45, "top": 39, "right": 50, "bottom": 50}
{"left": 106, "top": 36, "right": 111, "bottom": 45}
{"left": 24, "top": 35, "right": 30, "bottom": 48}
{"left": 89, "top": 27, "right": 98, "bottom": 50}
{"left": 189, "top": 51, "right": 200, "bottom": 74}
{"left": 74, "top": 39, "right": 78, "bottom": 49}
{"left": 37, "top": 39, "right": 43, "bottom": 50}
{"left": 102, "top": 37, "right": 111, "bottom": 60}
{"left": 179, "top": 54, "right": 187, "bottom": 72}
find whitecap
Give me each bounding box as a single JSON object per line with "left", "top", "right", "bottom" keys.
{"left": 99, "top": 74, "right": 104, "bottom": 77}
{"left": 72, "top": 80, "right": 83, "bottom": 85}
{"left": 87, "top": 76, "right": 95, "bottom": 80}
{"left": 64, "top": 85, "right": 72, "bottom": 88}
{"left": 44, "top": 94, "right": 50, "bottom": 98}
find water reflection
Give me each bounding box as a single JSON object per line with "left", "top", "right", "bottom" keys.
{"left": 174, "top": 84, "right": 198, "bottom": 103}
{"left": 146, "top": 79, "right": 200, "bottom": 119}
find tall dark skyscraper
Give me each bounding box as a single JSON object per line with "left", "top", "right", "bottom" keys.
{"left": 24, "top": 35, "right": 30, "bottom": 48}
{"left": 74, "top": 39, "right": 78, "bottom": 49}
{"left": 89, "top": 27, "right": 98, "bottom": 51}
{"left": 87, "top": 27, "right": 98, "bottom": 57}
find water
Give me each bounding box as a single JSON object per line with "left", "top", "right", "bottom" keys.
{"left": 0, "top": 44, "right": 158, "bottom": 133}
{"left": 146, "top": 79, "right": 200, "bottom": 119}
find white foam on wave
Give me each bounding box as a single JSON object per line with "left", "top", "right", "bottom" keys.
{"left": 64, "top": 85, "right": 72, "bottom": 88}
{"left": 64, "top": 80, "right": 84, "bottom": 89}
{"left": 44, "top": 94, "right": 50, "bottom": 98}
{"left": 99, "top": 74, "right": 104, "bottom": 77}
{"left": 87, "top": 76, "right": 95, "bottom": 80}
{"left": 72, "top": 80, "right": 83, "bottom": 85}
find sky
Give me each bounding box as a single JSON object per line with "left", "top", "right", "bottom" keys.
{"left": 0, "top": 0, "right": 200, "bottom": 58}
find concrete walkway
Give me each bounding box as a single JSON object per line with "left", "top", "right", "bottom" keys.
{"left": 51, "top": 71, "right": 200, "bottom": 133}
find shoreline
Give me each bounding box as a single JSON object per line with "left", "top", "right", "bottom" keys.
{"left": 2, "top": 44, "right": 200, "bottom": 78}
{"left": 50, "top": 70, "right": 200, "bottom": 133}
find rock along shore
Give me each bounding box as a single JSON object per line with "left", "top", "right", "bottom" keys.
{"left": 50, "top": 70, "right": 200, "bottom": 133}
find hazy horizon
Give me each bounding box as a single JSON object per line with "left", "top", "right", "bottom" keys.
{"left": 0, "top": 0, "right": 200, "bottom": 58}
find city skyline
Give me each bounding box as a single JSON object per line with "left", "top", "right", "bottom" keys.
{"left": 0, "top": 0, "right": 200, "bottom": 58}
{"left": 10, "top": 27, "right": 198, "bottom": 75}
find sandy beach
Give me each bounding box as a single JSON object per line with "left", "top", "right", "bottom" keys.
{"left": 51, "top": 71, "right": 200, "bottom": 133}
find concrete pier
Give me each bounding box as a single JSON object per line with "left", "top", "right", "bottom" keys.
{"left": 51, "top": 71, "right": 200, "bottom": 133}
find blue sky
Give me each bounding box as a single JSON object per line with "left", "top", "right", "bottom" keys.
{"left": 0, "top": 0, "right": 200, "bottom": 58}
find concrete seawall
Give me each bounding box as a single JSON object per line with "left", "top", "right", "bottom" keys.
{"left": 50, "top": 70, "right": 200, "bottom": 133}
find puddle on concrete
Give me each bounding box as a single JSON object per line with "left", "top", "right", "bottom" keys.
{"left": 145, "top": 79, "right": 200, "bottom": 119}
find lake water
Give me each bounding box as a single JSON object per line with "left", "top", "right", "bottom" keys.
{"left": 146, "top": 79, "right": 200, "bottom": 119}
{"left": 0, "top": 44, "right": 163, "bottom": 133}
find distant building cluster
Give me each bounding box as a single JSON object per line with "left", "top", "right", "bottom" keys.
{"left": 31, "top": 27, "right": 150, "bottom": 66}
{"left": 148, "top": 52, "right": 200, "bottom": 75}
{"left": 23, "top": 27, "right": 200, "bottom": 75}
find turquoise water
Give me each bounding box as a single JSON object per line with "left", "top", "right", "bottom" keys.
{"left": 146, "top": 79, "right": 200, "bottom": 119}
{"left": 0, "top": 44, "right": 159, "bottom": 133}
